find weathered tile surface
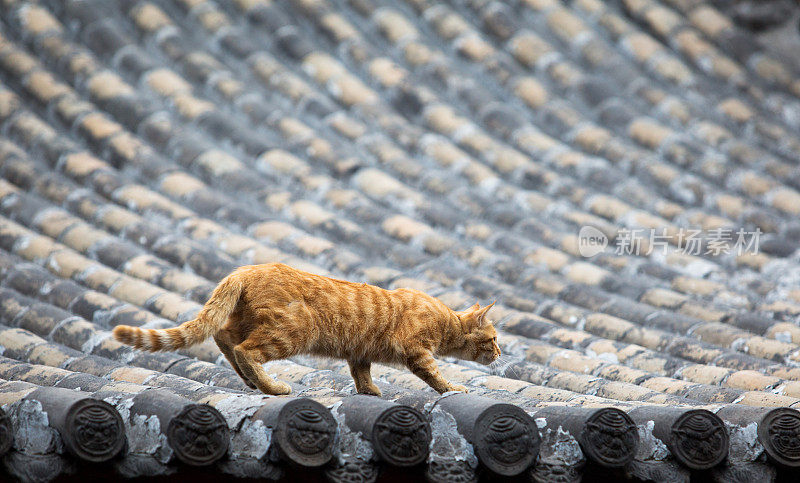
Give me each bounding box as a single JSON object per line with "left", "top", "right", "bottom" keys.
{"left": 0, "top": 0, "right": 797, "bottom": 480}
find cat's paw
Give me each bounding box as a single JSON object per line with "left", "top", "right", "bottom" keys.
{"left": 446, "top": 384, "right": 468, "bottom": 393}
{"left": 358, "top": 385, "right": 382, "bottom": 397}
{"left": 267, "top": 381, "right": 292, "bottom": 395}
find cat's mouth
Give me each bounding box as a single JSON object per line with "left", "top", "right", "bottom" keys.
{"left": 478, "top": 352, "right": 499, "bottom": 365}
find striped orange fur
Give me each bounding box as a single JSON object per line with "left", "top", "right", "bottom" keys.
{"left": 113, "top": 263, "right": 500, "bottom": 396}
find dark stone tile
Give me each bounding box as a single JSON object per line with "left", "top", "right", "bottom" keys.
{"left": 237, "top": 96, "right": 272, "bottom": 123}
{"left": 347, "top": 203, "right": 392, "bottom": 225}
{"left": 665, "top": 337, "right": 720, "bottom": 363}
{"left": 219, "top": 29, "right": 259, "bottom": 59}
{"left": 3, "top": 192, "right": 52, "bottom": 224}
{"left": 600, "top": 277, "right": 649, "bottom": 300}
{"left": 184, "top": 190, "right": 225, "bottom": 217}
{"left": 519, "top": 167, "right": 550, "bottom": 191}
{"left": 0, "top": 252, "right": 18, "bottom": 278}
{"left": 727, "top": 313, "right": 775, "bottom": 335}
{"left": 102, "top": 94, "right": 160, "bottom": 131}
{"left": 151, "top": 235, "right": 194, "bottom": 266}
{"left": 169, "top": 134, "right": 213, "bottom": 169}
{"left": 0, "top": 156, "right": 38, "bottom": 190}
{"left": 636, "top": 262, "right": 680, "bottom": 281}
{"left": 207, "top": 371, "right": 251, "bottom": 391}
{"left": 156, "top": 30, "right": 191, "bottom": 61}
{"left": 64, "top": 0, "right": 109, "bottom": 26}
{"left": 461, "top": 276, "right": 502, "bottom": 299}
{"left": 91, "top": 338, "right": 135, "bottom": 360}
{"left": 39, "top": 137, "right": 79, "bottom": 167}
{"left": 538, "top": 105, "right": 578, "bottom": 137}
{"left": 759, "top": 237, "right": 796, "bottom": 257}
{"left": 247, "top": 4, "right": 292, "bottom": 31}
{"left": 486, "top": 205, "right": 523, "bottom": 227}
{"left": 128, "top": 351, "right": 187, "bottom": 372}
{"left": 93, "top": 240, "right": 145, "bottom": 270}
{"left": 719, "top": 31, "right": 759, "bottom": 62}
{"left": 642, "top": 311, "right": 697, "bottom": 333}
{"left": 347, "top": 0, "right": 374, "bottom": 16}
{"left": 177, "top": 249, "right": 236, "bottom": 283}
{"left": 145, "top": 372, "right": 206, "bottom": 392}
{"left": 41, "top": 280, "right": 85, "bottom": 309}
{"left": 481, "top": 3, "right": 516, "bottom": 40}
{"left": 458, "top": 84, "right": 493, "bottom": 113}
{"left": 559, "top": 284, "right": 609, "bottom": 310}
{"left": 597, "top": 99, "right": 636, "bottom": 129}
{"left": 83, "top": 19, "right": 130, "bottom": 57}
{"left": 122, "top": 221, "right": 167, "bottom": 250}
{"left": 87, "top": 170, "right": 126, "bottom": 200}
{"left": 185, "top": 284, "right": 214, "bottom": 305}
{"left": 712, "top": 352, "right": 773, "bottom": 371}
{"left": 601, "top": 298, "right": 656, "bottom": 324}
{"left": 68, "top": 292, "right": 125, "bottom": 322}
{"left": 17, "top": 303, "right": 73, "bottom": 336}
{"left": 5, "top": 264, "right": 55, "bottom": 297}
{"left": 195, "top": 111, "right": 239, "bottom": 139}
{"left": 35, "top": 172, "right": 78, "bottom": 204}
{"left": 390, "top": 86, "right": 424, "bottom": 119}
{"left": 115, "top": 48, "right": 158, "bottom": 80}
{"left": 0, "top": 228, "right": 22, "bottom": 254}
{"left": 275, "top": 26, "right": 313, "bottom": 60}
{"left": 0, "top": 344, "right": 42, "bottom": 365}
{"left": 507, "top": 317, "right": 557, "bottom": 340}
{"left": 105, "top": 306, "right": 153, "bottom": 328}
{"left": 680, "top": 384, "right": 742, "bottom": 403}
{"left": 301, "top": 95, "right": 337, "bottom": 118}
{"left": 218, "top": 171, "right": 271, "bottom": 193}
{"left": 491, "top": 232, "right": 536, "bottom": 258}
{"left": 585, "top": 165, "right": 627, "bottom": 192}
{"left": 55, "top": 372, "right": 107, "bottom": 391}
{"left": 577, "top": 76, "right": 619, "bottom": 108}
{"left": 417, "top": 204, "right": 459, "bottom": 230}
{"left": 387, "top": 245, "right": 430, "bottom": 268}
{"left": 64, "top": 354, "right": 124, "bottom": 377}
{"left": 480, "top": 105, "right": 524, "bottom": 139}
{"left": 196, "top": 112, "right": 273, "bottom": 156}
{"left": 213, "top": 204, "right": 264, "bottom": 230}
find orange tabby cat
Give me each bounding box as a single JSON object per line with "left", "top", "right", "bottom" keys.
{"left": 113, "top": 263, "right": 500, "bottom": 396}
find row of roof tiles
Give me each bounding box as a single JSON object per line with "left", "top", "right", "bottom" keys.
{"left": 0, "top": 0, "right": 799, "bottom": 481}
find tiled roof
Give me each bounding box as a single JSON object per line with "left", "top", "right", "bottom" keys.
{"left": 0, "top": 0, "right": 799, "bottom": 481}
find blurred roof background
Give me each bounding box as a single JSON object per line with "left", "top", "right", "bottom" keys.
{"left": 0, "top": 0, "right": 799, "bottom": 481}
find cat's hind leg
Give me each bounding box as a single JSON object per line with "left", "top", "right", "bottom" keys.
{"left": 233, "top": 341, "right": 293, "bottom": 395}
{"left": 214, "top": 328, "right": 256, "bottom": 389}
{"left": 405, "top": 351, "right": 468, "bottom": 394}
{"left": 348, "top": 360, "right": 381, "bottom": 396}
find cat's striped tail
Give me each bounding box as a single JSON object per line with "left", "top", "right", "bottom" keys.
{"left": 112, "top": 272, "right": 243, "bottom": 351}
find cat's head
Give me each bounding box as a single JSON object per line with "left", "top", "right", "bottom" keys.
{"left": 453, "top": 302, "right": 500, "bottom": 365}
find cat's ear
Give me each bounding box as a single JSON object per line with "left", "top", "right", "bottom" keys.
{"left": 474, "top": 302, "right": 495, "bottom": 326}
{"left": 458, "top": 302, "right": 481, "bottom": 331}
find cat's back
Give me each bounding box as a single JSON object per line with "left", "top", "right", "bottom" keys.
{"left": 234, "top": 263, "right": 334, "bottom": 297}
{"left": 234, "top": 263, "right": 385, "bottom": 309}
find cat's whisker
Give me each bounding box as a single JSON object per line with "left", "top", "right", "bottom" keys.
{"left": 489, "top": 355, "right": 521, "bottom": 379}
{"left": 497, "top": 314, "right": 513, "bottom": 326}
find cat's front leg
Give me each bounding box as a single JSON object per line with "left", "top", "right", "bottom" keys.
{"left": 348, "top": 360, "right": 381, "bottom": 396}
{"left": 406, "top": 351, "right": 468, "bottom": 394}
